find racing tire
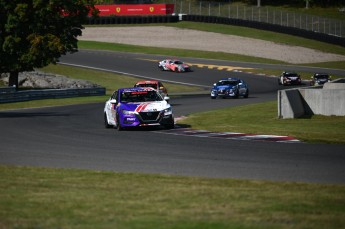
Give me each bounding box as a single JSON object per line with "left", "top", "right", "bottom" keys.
{"left": 234, "top": 92, "right": 239, "bottom": 99}
{"left": 165, "top": 123, "right": 175, "bottom": 129}
{"left": 174, "top": 68, "right": 179, "bottom": 73}
{"left": 159, "top": 66, "right": 164, "bottom": 71}
{"left": 244, "top": 90, "right": 249, "bottom": 98}
{"left": 104, "top": 113, "right": 112, "bottom": 129}
{"left": 115, "top": 113, "right": 123, "bottom": 131}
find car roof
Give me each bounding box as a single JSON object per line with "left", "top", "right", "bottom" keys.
{"left": 118, "top": 87, "right": 156, "bottom": 93}
{"left": 135, "top": 80, "right": 159, "bottom": 84}
{"left": 313, "top": 73, "right": 329, "bottom": 76}
{"left": 220, "top": 78, "right": 240, "bottom": 81}
{"left": 283, "top": 72, "right": 298, "bottom": 75}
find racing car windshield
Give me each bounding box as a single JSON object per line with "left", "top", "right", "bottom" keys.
{"left": 216, "top": 80, "right": 238, "bottom": 86}
{"left": 120, "top": 91, "right": 162, "bottom": 102}
{"left": 136, "top": 84, "right": 157, "bottom": 89}
{"left": 174, "top": 61, "right": 184, "bottom": 64}
{"left": 314, "top": 74, "right": 329, "bottom": 79}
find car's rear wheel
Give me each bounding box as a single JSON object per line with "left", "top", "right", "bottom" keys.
{"left": 104, "top": 113, "right": 112, "bottom": 129}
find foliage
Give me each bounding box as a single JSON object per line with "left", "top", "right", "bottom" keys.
{"left": 0, "top": 0, "right": 98, "bottom": 87}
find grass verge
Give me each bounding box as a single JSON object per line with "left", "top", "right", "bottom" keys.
{"left": 1, "top": 165, "right": 344, "bottom": 229}
{"left": 177, "top": 101, "right": 345, "bottom": 144}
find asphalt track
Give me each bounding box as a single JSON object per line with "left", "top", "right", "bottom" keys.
{"left": 0, "top": 50, "right": 344, "bottom": 184}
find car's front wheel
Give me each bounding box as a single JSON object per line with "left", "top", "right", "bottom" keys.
{"left": 244, "top": 90, "right": 249, "bottom": 98}
{"left": 104, "top": 113, "right": 112, "bottom": 129}
{"left": 115, "top": 113, "right": 123, "bottom": 131}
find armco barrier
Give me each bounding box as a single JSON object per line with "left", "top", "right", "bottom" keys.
{"left": 278, "top": 79, "right": 345, "bottom": 118}
{"left": 0, "top": 87, "right": 106, "bottom": 104}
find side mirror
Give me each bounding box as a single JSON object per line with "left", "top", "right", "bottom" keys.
{"left": 110, "top": 99, "right": 117, "bottom": 104}
{"left": 164, "top": 96, "right": 170, "bottom": 101}
{"left": 159, "top": 86, "right": 164, "bottom": 90}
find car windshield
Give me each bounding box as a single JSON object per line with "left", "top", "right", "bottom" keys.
{"left": 120, "top": 91, "right": 162, "bottom": 102}
{"left": 216, "top": 80, "right": 238, "bottom": 86}
{"left": 284, "top": 73, "right": 298, "bottom": 77}
{"left": 314, "top": 74, "right": 329, "bottom": 79}
{"left": 136, "top": 84, "right": 158, "bottom": 89}
{"left": 174, "top": 60, "right": 183, "bottom": 64}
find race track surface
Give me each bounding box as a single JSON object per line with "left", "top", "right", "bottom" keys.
{"left": 1, "top": 50, "right": 344, "bottom": 184}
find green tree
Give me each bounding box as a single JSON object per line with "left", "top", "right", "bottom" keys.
{"left": 0, "top": 0, "right": 98, "bottom": 88}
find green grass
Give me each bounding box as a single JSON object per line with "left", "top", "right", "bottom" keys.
{"left": 177, "top": 101, "right": 345, "bottom": 144}
{"left": 1, "top": 165, "right": 344, "bottom": 229}
{"left": 0, "top": 64, "right": 207, "bottom": 110}
{"left": 78, "top": 40, "right": 285, "bottom": 64}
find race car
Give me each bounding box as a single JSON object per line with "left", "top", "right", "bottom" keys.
{"left": 104, "top": 87, "right": 174, "bottom": 130}
{"left": 278, "top": 72, "right": 302, "bottom": 85}
{"left": 134, "top": 80, "right": 168, "bottom": 99}
{"left": 210, "top": 78, "right": 249, "bottom": 99}
{"left": 158, "top": 59, "right": 192, "bottom": 72}
{"left": 310, "top": 73, "right": 331, "bottom": 86}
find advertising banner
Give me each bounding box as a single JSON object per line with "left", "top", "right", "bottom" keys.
{"left": 95, "top": 4, "right": 175, "bottom": 16}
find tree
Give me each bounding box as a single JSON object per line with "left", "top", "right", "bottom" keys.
{"left": 0, "top": 0, "right": 98, "bottom": 88}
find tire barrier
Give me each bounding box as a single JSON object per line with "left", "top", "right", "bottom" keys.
{"left": 86, "top": 15, "right": 179, "bottom": 25}
{"left": 182, "top": 15, "right": 345, "bottom": 47}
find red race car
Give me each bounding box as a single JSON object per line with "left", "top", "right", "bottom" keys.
{"left": 134, "top": 80, "right": 169, "bottom": 99}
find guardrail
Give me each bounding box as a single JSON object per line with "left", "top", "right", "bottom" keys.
{"left": 0, "top": 87, "right": 106, "bottom": 104}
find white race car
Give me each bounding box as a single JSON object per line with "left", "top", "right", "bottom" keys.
{"left": 104, "top": 87, "right": 174, "bottom": 131}
{"left": 158, "top": 59, "right": 192, "bottom": 72}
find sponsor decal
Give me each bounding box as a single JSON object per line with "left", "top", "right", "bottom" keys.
{"left": 150, "top": 7, "right": 154, "bottom": 12}
{"left": 116, "top": 7, "right": 121, "bottom": 13}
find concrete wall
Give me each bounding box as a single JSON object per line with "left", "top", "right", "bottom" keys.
{"left": 278, "top": 79, "right": 345, "bottom": 118}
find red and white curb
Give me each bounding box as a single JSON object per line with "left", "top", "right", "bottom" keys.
{"left": 159, "top": 127, "right": 301, "bottom": 143}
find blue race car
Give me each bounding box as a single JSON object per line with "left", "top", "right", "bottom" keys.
{"left": 210, "top": 78, "right": 249, "bottom": 99}
{"left": 104, "top": 87, "right": 174, "bottom": 130}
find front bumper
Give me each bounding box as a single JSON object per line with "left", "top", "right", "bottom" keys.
{"left": 120, "top": 111, "right": 174, "bottom": 127}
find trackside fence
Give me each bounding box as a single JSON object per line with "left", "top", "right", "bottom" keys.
{"left": 170, "top": 1, "right": 345, "bottom": 38}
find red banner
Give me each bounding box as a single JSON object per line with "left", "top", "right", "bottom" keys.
{"left": 95, "top": 4, "right": 175, "bottom": 16}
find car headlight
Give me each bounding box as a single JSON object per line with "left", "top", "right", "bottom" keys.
{"left": 164, "top": 107, "right": 172, "bottom": 116}
{"left": 121, "top": 109, "right": 135, "bottom": 115}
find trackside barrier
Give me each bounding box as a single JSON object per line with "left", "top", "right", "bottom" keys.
{"left": 86, "top": 15, "right": 179, "bottom": 25}
{"left": 0, "top": 87, "right": 106, "bottom": 104}
{"left": 278, "top": 79, "right": 345, "bottom": 118}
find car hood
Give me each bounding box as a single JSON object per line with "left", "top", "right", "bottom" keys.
{"left": 214, "top": 85, "right": 236, "bottom": 90}
{"left": 120, "top": 101, "right": 169, "bottom": 112}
